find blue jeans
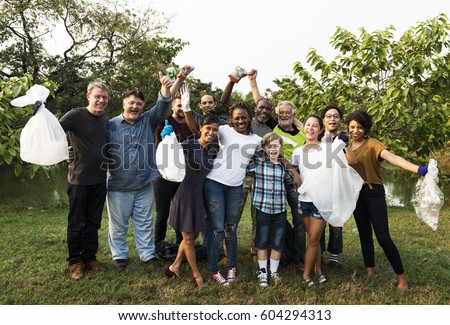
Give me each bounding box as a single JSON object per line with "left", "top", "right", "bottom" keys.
{"left": 286, "top": 183, "right": 306, "bottom": 262}
{"left": 255, "top": 209, "right": 287, "bottom": 251}
{"left": 204, "top": 179, "right": 243, "bottom": 273}
{"left": 106, "top": 183, "right": 156, "bottom": 262}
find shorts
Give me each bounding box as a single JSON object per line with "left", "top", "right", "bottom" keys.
{"left": 299, "top": 201, "right": 323, "bottom": 220}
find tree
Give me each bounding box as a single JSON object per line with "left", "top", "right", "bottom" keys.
{"left": 0, "top": 0, "right": 185, "bottom": 116}
{"left": 271, "top": 14, "right": 450, "bottom": 159}
{"left": 179, "top": 78, "right": 228, "bottom": 118}
{"left": 0, "top": 0, "right": 188, "bottom": 178}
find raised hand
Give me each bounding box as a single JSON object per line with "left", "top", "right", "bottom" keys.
{"left": 247, "top": 69, "right": 257, "bottom": 83}
{"left": 180, "top": 83, "right": 191, "bottom": 112}
{"left": 159, "top": 71, "right": 174, "bottom": 97}
{"left": 229, "top": 66, "right": 248, "bottom": 83}
{"left": 178, "top": 65, "right": 195, "bottom": 80}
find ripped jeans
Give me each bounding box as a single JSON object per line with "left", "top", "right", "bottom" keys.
{"left": 204, "top": 179, "right": 243, "bottom": 273}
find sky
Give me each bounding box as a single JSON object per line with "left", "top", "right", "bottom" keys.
{"left": 148, "top": 0, "right": 449, "bottom": 94}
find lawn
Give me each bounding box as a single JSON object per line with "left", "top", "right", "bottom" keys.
{"left": 0, "top": 198, "right": 448, "bottom": 306}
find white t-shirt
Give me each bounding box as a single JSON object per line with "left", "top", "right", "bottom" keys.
{"left": 207, "top": 125, "right": 261, "bottom": 186}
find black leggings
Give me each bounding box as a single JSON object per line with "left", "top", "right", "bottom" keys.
{"left": 353, "top": 184, "right": 404, "bottom": 275}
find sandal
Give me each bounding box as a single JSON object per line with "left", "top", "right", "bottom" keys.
{"left": 304, "top": 277, "right": 315, "bottom": 288}
{"left": 163, "top": 266, "right": 179, "bottom": 278}
{"left": 318, "top": 273, "right": 327, "bottom": 283}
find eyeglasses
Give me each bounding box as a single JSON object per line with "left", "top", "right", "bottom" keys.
{"left": 325, "top": 114, "right": 340, "bottom": 120}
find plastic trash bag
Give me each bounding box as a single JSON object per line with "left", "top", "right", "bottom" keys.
{"left": 155, "top": 132, "right": 185, "bottom": 182}
{"left": 411, "top": 159, "right": 444, "bottom": 231}
{"left": 11, "top": 85, "right": 69, "bottom": 165}
{"left": 298, "top": 139, "right": 364, "bottom": 227}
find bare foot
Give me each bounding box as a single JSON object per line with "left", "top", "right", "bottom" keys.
{"left": 169, "top": 265, "right": 181, "bottom": 278}
{"left": 192, "top": 274, "right": 204, "bottom": 287}
{"left": 397, "top": 274, "right": 408, "bottom": 290}
{"left": 365, "top": 267, "right": 375, "bottom": 277}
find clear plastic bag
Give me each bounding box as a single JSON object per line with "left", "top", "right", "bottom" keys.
{"left": 411, "top": 159, "right": 444, "bottom": 230}
{"left": 298, "top": 139, "right": 364, "bottom": 227}
{"left": 155, "top": 132, "right": 185, "bottom": 182}
{"left": 11, "top": 85, "right": 69, "bottom": 165}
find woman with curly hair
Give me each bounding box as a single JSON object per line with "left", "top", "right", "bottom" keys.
{"left": 346, "top": 109, "right": 428, "bottom": 289}
{"left": 204, "top": 101, "right": 261, "bottom": 286}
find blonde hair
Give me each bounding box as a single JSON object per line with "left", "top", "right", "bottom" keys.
{"left": 87, "top": 80, "right": 110, "bottom": 96}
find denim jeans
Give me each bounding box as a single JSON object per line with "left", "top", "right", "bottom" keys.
{"left": 204, "top": 179, "right": 243, "bottom": 273}
{"left": 299, "top": 201, "right": 323, "bottom": 220}
{"left": 106, "top": 183, "right": 156, "bottom": 262}
{"left": 354, "top": 184, "right": 404, "bottom": 274}
{"left": 286, "top": 182, "right": 306, "bottom": 262}
{"left": 320, "top": 224, "right": 343, "bottom": 255}
{"left": 67, "top": 182, "right": 106, "bottom": 265}
{"left": 236, "top": 174, "right": 257, "bottom": 254}
{"left": 255, "top": 209, "right": 287, "bottom": 251}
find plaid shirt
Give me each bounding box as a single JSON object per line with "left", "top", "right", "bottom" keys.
{"left": 247, "top": 153, "right": 288, "bottom": 214}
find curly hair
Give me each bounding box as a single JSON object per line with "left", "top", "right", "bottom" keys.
{"left": 345, "top": 110, "right": 372, "bottom": 136}
{"left": 228, "top": 101, "right": 253, "bottom": 134}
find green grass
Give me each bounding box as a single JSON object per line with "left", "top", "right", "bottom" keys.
{"left": 0, "top": 199, "right": 449, "bottom": 305}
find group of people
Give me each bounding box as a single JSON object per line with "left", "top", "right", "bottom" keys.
{"left": 55, "top": 65, "right": 429, "bottom": 290}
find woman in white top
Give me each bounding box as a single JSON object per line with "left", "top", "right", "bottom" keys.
{"left": 204, "top": 101, "right": 261, "bottom": 286}
{"left": 291, "top": 114, "right": 361, "bottom": 287}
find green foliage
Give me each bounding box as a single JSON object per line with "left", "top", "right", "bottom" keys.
{"left": 0, "top": 0, "right": 186, "bottom": 117}
{"left": 108, "top": 36, "right": 189, "bottom": 117}
{"left": 0, "top": 74, "right": 57, "bottom": 178}
{"left": 179, "top": 78, "right": 229, "bottom": 118}
{"left": 0, "top": 0, "right": 188, "bottom": 179}
{"left": 272, "top": 14, "right": 450, "bottom": 159}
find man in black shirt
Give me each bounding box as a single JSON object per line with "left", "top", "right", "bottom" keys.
{"left": 59, "top": 80, "right": 110, "bottom": 280}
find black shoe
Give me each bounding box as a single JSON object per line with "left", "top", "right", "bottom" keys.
{"left": 144, "top": 257, "right": 161, "bottom": 266}
{"left": 113, "top": 259, "right": 128, "bottom": 269}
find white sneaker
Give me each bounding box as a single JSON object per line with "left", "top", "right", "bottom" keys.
{"left": 271, "top": 272, "right": 281, "bottom": 284}
{"left": 209, "top": 271, "right": 230, "bottom": 287}
{"left": 257, "top": 271, "right": 268, "bottom": 287}
{"left": 227, "top": 268, "right": 238, "bottom": 283}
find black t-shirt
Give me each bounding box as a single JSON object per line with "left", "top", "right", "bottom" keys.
{"left": 59, "top": 107, "right": 108, "bottom": 185}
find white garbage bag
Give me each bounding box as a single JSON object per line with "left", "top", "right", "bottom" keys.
{"left": 298, "top": 139, "right": 364, "bottom": 227}
{"left": 155, "top": 132, "right": 185, "bottom": 182}
{"left": 11, "top": 85, "right": 69, "bottom": 165}
{"left": 411, "top": 159, "right": 444, "bottom": 231}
